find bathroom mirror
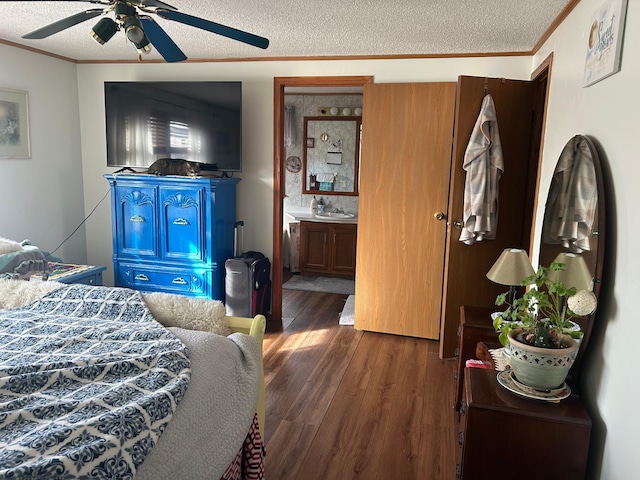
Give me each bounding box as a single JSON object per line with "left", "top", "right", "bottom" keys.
{"left": 303, "top": 116, "right": 361, "bottom": 196}
{"left": 539, "top": 134, "right": 605, "bottom": 378}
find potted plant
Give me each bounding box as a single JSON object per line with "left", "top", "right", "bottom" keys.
{"left": 492, "top": 260, "right": 597, "bottom": 390}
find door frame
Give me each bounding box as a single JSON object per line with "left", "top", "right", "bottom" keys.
{"left": 527, "top": 53, "right": 554, "bottom": 251}
{"left": 272, "top": 76, "right": 374, "bottom": 329}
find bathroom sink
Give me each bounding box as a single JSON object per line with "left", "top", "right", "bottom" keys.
{"left": 315, "top": 212, "right": 356, "bottom": 219}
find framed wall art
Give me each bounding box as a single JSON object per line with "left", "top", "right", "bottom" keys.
{"left": 583, "top": 0, "right": 628, "bottom": 87}
{"left": 0, "top": 88, "right": 31, "bottom": 158}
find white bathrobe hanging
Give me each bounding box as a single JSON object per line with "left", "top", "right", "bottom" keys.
{"left": 542, "top": 135, "right": 597, "bottom": 252}
{"left": 459, "top": 94, "right": 504, "bottom": 245}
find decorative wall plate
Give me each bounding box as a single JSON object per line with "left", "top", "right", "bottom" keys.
{"left": 286, "top": 155, "right": 302, "bottom": 173}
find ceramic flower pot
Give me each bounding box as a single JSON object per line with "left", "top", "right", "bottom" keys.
{"left": 507, "top": 328, "right": 578, "bottom": 390}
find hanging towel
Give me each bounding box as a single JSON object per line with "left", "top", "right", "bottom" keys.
{"left": 542, "top": 135, "right": 597, "bottom": 252}
{"left": 316, "top": 173, "right": 335, "bottom": 183}
{"left": 284, "top": 105, "right": 296, "bottom": 147}
{"left": 459, "top": 94, "right": 504, "bottom": 245}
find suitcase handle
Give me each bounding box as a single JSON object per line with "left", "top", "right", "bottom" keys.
{"left": 234, "top": 221, "right": 245, "bottom": 257}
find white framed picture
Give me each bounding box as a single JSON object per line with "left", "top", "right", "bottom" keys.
{"left": 0, "top": 87, "right": 31, "bottom": 159}
{"left": 583, "top": 0, "right": 628, "bottom": 87}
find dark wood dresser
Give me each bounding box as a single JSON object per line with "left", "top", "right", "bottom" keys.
{"left": 455, "top": 306, "right": 592, "bottom": 480}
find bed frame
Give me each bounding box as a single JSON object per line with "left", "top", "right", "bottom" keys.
{"left": 227, "top": 314, "right": 266, "bottom": 435}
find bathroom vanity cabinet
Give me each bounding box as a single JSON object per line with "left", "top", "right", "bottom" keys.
{"left": 299, "top": 221, "right": 357, "bottom": 278}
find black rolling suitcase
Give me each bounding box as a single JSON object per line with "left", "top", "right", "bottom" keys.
{"left": 225, "top": 221, "right": 271, "bottom": 317}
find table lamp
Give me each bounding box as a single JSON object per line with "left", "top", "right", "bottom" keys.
{"left": 550, "top": 252, "right": 593, "bottom": 291}
{"left": 486, "top": 248, "right": 536, "bottom": 306}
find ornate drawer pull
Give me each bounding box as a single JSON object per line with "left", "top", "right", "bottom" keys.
{"left": 134, "top": 273, "right": 150, "bottom": 281}
{"left": 172, "top": 277, "right": 188, "bottom": 285}
{"left": 173, "top": 218, "right": 190, "bottom": 225}
{"left": 130, "top": 215, "right": 145, "bottom": 222}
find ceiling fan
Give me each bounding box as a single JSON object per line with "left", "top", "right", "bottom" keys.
{"left": 21, "top": 0, "right": 270, "bottom": 62}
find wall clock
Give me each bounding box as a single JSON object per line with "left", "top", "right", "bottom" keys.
{"left": 286, "top": 156, "right": 302, "bottom": 173}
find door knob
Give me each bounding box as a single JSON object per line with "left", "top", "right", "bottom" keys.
{"left": 453, "top": 219, "right": 464, "bottom": 229}
{"left": 434, "top": 211, "right": 446, "bottom": 221}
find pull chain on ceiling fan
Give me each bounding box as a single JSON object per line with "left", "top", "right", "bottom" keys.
{"left": 22, "top": 0, "right": 270, "bottom": 62}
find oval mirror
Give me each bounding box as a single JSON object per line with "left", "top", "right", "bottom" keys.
{"left": 539, "top": 134, "right": 605, "bottom": 379}
{"left": 302, "top": 116, "right": 361, "bottom": 196}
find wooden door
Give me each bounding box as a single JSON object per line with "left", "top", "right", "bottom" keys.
{"left": 355, "top": 83, "right": 456, "bottom": 339}
{"left": 439, "top": 76, "right": 537, "bottom": 357}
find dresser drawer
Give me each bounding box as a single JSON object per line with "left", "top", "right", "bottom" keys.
{"left": 116, "top": 263, "right": 213, "bottom": 296}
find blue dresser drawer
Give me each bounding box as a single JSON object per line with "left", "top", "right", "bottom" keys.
{"left": 116, "top": 263, "right": 214, "bottom": 297}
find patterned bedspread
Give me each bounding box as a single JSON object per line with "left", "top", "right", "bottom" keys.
{"left": 0, "top": 285, "right": 191, "bottom": 479}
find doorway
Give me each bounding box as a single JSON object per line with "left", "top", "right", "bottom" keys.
{"left": 272, "top": 77, "right": 374, "bottom": 329}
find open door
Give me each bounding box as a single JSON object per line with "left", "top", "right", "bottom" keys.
{"left": 355, "top": 82, "right": 456, "bottom": 339}
{"left": 439, "top": 76, "right": 541, "bottom": 358}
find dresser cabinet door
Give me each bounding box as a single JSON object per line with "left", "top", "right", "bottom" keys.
{"left": 116, "top": 185, "right": 158, "bottom": 258}
{"left": 160, "top": 186, "right": 204, "bottom": 261}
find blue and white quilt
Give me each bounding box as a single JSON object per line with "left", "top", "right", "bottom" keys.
{"left": 0, "top": 285, "right": 191, "bottom": 479}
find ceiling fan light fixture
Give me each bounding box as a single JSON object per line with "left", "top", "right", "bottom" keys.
{"left": 124, "top": 17, "right": 145, "bottom": 43}
{"left": 133, "top": 35, "right": 152, "bottom": 55}
{"left": 90, "top": 18, "right": 118, "bottom": 45}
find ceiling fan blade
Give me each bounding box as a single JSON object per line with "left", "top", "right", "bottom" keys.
{"left": 140, "top": 17, "right": 187, "bottom": 63}
{"left": 156, "top": 10, "right": 269, "bottom": 50}
{"left": 22, "top": 9, "right": 105, "bottom": 39}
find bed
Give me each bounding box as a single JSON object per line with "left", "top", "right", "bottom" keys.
{"left": 0, "top": 279, "right": 266, "bottom": 479}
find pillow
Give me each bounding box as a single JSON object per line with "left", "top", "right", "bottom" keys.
{"left": 0, "top": 237, "right": 23, "bottom": 255}
{"left": 142, "top": 292, "right": 231, "bottom": 336}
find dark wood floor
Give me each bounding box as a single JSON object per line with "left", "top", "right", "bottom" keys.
{"left": 263, "top": 286, "right": 458, "bottom": 479}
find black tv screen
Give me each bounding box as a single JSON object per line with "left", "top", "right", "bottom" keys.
{"left": 104, "top": 81, "right": 242, "bottom": 172}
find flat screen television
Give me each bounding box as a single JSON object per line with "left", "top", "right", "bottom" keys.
{"left": 104, "top": 81, "right": 242, "bottom": 172}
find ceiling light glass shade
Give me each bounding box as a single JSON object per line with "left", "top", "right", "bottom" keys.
{"left": 90, "top": 18, "right": 118, "bottom": 45}
{"left": 486, "top": 248, "right": 536, "bottom": 286}
{"left": 133, "top": 36, "right": 152, "bottom": 54}
{"left": 550, "top": 252, "right": 593, "bottom": 291}
{"left": 124, "top": 17, "right": 145, "bottom": 43}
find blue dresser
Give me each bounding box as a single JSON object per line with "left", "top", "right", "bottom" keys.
{"left": 104, "top": 174, "right": 239, "bottom": 300}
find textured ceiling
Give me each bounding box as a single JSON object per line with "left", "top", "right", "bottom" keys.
{"left": 0, "top": 0, "right": 573, "bottom": 62}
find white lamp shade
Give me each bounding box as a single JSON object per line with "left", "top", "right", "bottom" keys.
{"left": 551, "top": 252, "right": 593, "bottom": 290}
{"left": 486, "top": 248, "right": 536, "bottom": 286}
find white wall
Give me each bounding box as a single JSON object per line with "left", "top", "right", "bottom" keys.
{"left": 76, "top": 57, "right": 531, "bottom": 285}
{"left": 532, "top": 0, "right": 638, "bottom": 478}
{"left": 0, "top": 44, "right": 86, "bottom": 263}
